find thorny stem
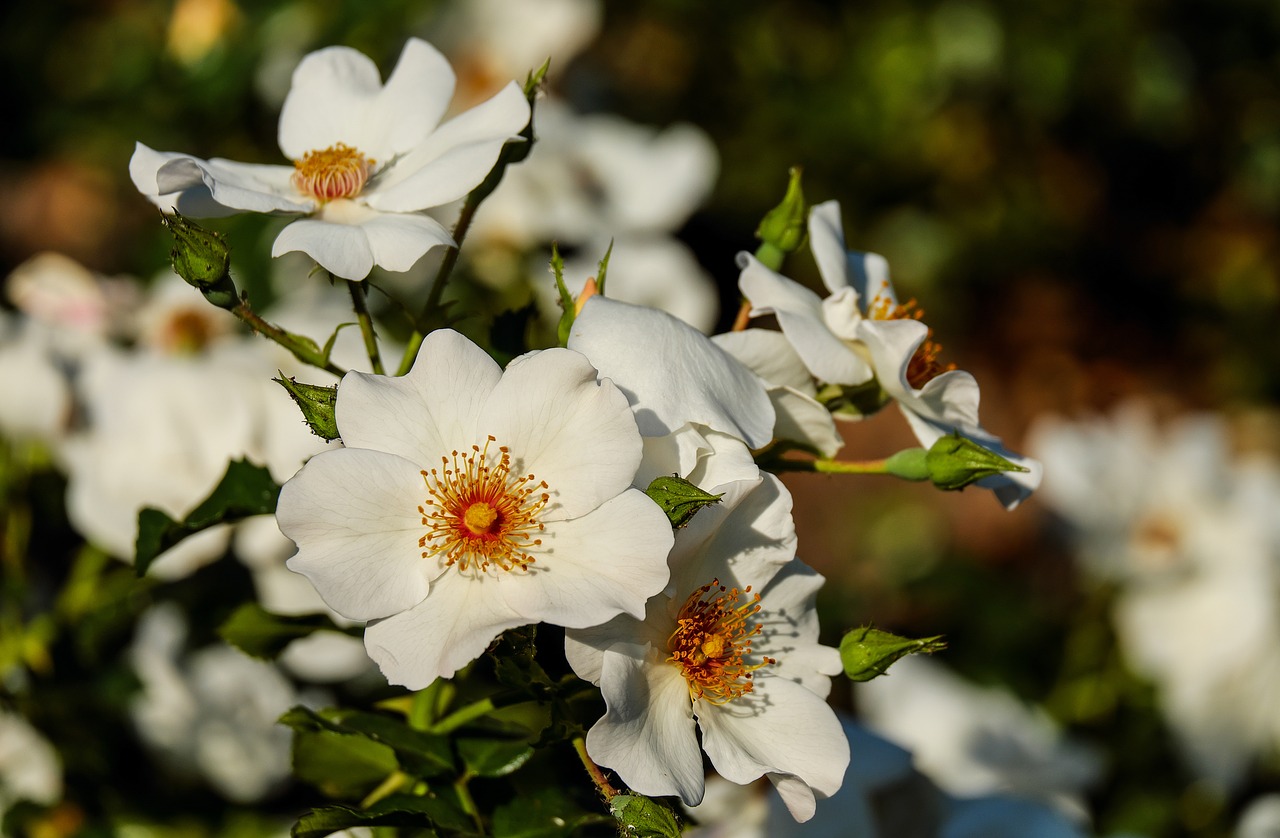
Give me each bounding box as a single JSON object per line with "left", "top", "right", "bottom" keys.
{"left": 231, "top": 297, "right": 347, "bottom": 378}
{"left": 573, "top": 736, "right": 620, "bottom": 801}
{"left": 346, "top": 278, "right": 384, "bottom": 375}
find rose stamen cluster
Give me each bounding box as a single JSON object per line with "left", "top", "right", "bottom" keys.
{"left": 868, "top": 295, "right": 956, "bottom": 388}
{"left": 291, "top": 143, "right": 376, "bottom": 202}
{"left": 418, "top": 435, "right": 550, "bottom": 573}
{"left": 668, "top": 579, "right": 775, "bottom": 705}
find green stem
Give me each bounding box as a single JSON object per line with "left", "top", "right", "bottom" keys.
{"left": 425, "top": 689, "right": 527, "bottom": 735}
{"left": 454, "top": 770, "right": 484, "bottom": 834}
{"left": 360, "top": 770, "right": 409, "bottom": 809}
{"left": 232, "top": 298, "right": 347, "bottom": 378}
{"left": 765, "top": 457, "right": 892, "bottom": 475}
{"left": 346, "top": 278, "right": 384, "bottom": 375}
{"left": 573, "top": 736, "right": 620, "bottom": 801}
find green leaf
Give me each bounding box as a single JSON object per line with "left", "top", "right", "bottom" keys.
{"left": 644, "top": 475, "right": 723, "bottom": 529}
{"left": 280, "top": 706, "right": 454, "bottom": 778}
{"left": 274, "top": 376, "right": 339, "bottom": 441}
{"left": 134, "top": 459, "right": 281, "bottom": 576}
{"left": 218, "top": 602, "right": 358, "bottom": 660}
{"left": 492, "top": 787, "right": 609, "bottom": 838}
{"left": 839, "top": 625, "right": 947, "bottom": 682}
{"left": 609, "top": 793, "right": 683, "bottom": 837}
{"left": 457, "top": 736, "right": 534, "bottom": 778}
{"left": 292, "top": 729, "right": 398, "bottom": 799}
{"left": 291, "top": 804, "right": 440, "bottom": 838}
{"left": 369, "top": 792, "right": 476, "bottom": 834}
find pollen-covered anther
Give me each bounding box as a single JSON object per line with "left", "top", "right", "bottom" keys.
{"left": 417, "top": 436, "right": 551, "bottom": 574}
{"left": 292, "top": 143, "right": 375, "bottom": 202}
{"left": 668, "top": 579, "right": 775, "bottom": 705}
{"left": 868, "top": 295, "right": 957, "bottom": 389}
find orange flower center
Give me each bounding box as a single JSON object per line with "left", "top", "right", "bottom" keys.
{"left": 292, "top": 143, "right": 375, "bottom": 202}
{"left": 418, "top": 436, "right": 550, "bottom": 574}
{"left": 868, "top": 295, "right": 957, "bottom": 389}
{"left": 668, "top": 579, "right": 774, "bottom": 705}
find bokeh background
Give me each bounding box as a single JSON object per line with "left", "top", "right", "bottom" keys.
{"left": 4, "top": 0, "right": 1280, "bottom": 835}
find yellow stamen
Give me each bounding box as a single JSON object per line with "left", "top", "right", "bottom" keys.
{"left": 292, "top": 143, "right": 375, "bottom": 202}
{"left": 668, "top": 579, "right": 774, "bottom": 705}
{"left": 867, "top": 295, "right": 957, "bottom": 389}
{"left": 418, "top": 436, "right": 550, "bottom": 574}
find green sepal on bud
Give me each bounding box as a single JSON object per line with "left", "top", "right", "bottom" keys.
{"left": 274, "top": 376, "right": 339, "bottom": 441}
{"left": 551, "top": 243, "right": 575, "bottom": 347}
{"left": 840, "top": 625, "right": 947, "bottom": 682}
{"left": 609, "top": 793, "right": 683, "bottom": 838}
{"left": 161, "top": 211, "right": 238, "bottom": 309}
{"left": 644, "top": 475, "right": 722, "bottom": 530}
{"left": 754, "top": 166, "right": 807, "bottom": 271}
{"left": 925, "top": 432, "right": 1029, "bottom": 491}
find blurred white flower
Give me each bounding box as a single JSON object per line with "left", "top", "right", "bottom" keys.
{"left": 131, "top": 39, "right": 530, "bottom": 280}
{"left": 732, "top": 200, "right": 1041, "bottom": 508}
{"left": 856, "top": 655, "right": 1100, "bottom": 824}
{"left": 130, "top": 605, "right": 298, "bottom": 803}
{"left": 277, "top": 329, "right": 673, "bottom": 689}
{"left": 1031, "top": 402, "right": 1280, "bottom": 788}
{"left": 0, "top": 711, "right": 61, "bottom": 817}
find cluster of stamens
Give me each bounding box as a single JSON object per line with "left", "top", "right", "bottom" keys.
{"left": 418, "top": 436, "right": 550, "bottom": 574}
{"left": 667, "top": 579, "right": 774, "bottom": 705}
{"left": 291, "top": 143, "right": 375, "bottom": 202}
{"left": 867, "top": 295, "right": 957, "bottom": 389}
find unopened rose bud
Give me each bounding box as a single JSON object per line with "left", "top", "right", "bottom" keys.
{"left": 840, "top": 625, "right": 946, "bottom": 682}
{"left": 924, "top": 432, "right": 1029, "bottom": 491}
{"left": 754, "top": 166, "right": 807, "bottom": 270}
{"left": 162, "top": 211, "right": 237, "bottom": 309}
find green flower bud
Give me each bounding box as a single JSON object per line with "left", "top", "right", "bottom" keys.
{"left": 274, "top": 376, "right": 339, "bottom": 441}
{"left": 162, "top": 211, "right": 238, "bottom": 309}
{"left": 925, "top": 432, "right": 1029, "bottom": 491}
{"left": 883, "top": 447, "right": 930, "bottom": 481}
{"left": 754, "top": 166, "right": 806, "bottom": 271}
{"left": 644, "top": 475, "right": 723, "bottom": 530}
{"left": 610, "top": 793, "right": 683, "bottom": 838}
{"left": 840, "top": 625, "right": 946, "bottom": 682}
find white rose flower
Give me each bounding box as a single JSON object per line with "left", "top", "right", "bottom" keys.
{"left": 277, "top": 328, "right": 674, "bottom": 688}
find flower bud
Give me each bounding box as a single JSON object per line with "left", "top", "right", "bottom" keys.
{"left": 925, "top": 432, "right": 1029, "bottom": 491}
{"left": 840, "top": 625, "right": 946, "bottom": 682}
{"left": 273, "top": 376, "right": 338, "bottom": 441}
{"left": 754, "top": 166, "right": 807, "bottom": 271}
{"left": 644, "top": 475, "right": 723, "bottom": 530}
{"left": 162, "top": 211, "right": 238, "bottom": 309}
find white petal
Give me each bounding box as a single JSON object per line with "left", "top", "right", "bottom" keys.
{"left": 271, "top": 217, "right": 374, "bottom": 280}
{"left": 769, "top": 385, "right": 844, "bottom": 458}
{"left": 737, "top": 254, "right": 872, "bottom": 386}
{"left": 809, "top": 201, "right": 894, "bottom": 305}
{"left": 499, "top": 490, "right": 672, "bottom": 627}
{"left": 698, "top": 676, "right": 849, "bottom": 809}
{"left": 279, "top": 39, "right": 454, "bottom": 162}
{"left": 156, "top": 156, "right": 311, "bottom": 213}
{"left": 363, "top": 571, "right": 526, "bottom": 688}
{"left": 668, "top": 473, "right": 796, "bottom": 597}
{"left": 712, "top": 329, "right": 814, "bottom": 394}
{"left": 568, "top": 297, "right": 775, "bottom": 448}
{"left": 278, "top": 447, "right": 433, "bottom": 621}
{"left": 857, "top": 318, "right": 982, "bottom": 429}
{"left": 564, "top": 612, "right": 657, "bottom": 686}
{"left": 367, "top": 83, "right": 531, "bottom": 212}
{"left": 753, "top": 561, "right": 842, "bottom": 698}
{"left": 356, "top": 211, "right": 455, "bottom": 272}
{"left": 129, "top": 142, "right": 240, "bottom": 217}
{"left": 586, "top": 643, "right": 705, "bottom": 805}
{"left": 484, "top": 347, "right": 642, "bottom": 519}
{"left": 336, "top": 328, "right": 501, "bottom": 466}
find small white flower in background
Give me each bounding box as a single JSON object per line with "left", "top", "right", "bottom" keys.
{"left": 566, "top": 473, "right": 849, "bottom": 822}
{"left": 856, "top": 655, "right": 1101, "bottom": 825}
{"left": 1030, "top": 402, "right": 1280, "bottom": 789}
{"left": 730, "top": 200, "right": 1041, "bottom": 508}
{"left": 131, "top": 38, "right": 530, "bottom": 280}
{"left": 130, "top": 605, "right": 299, "bottom": 803}
{"left": 277, "top": 328, "right": 674, "bottom": 689}
{"left": 0, "top": 711, "right": 62, "bottom": 817}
